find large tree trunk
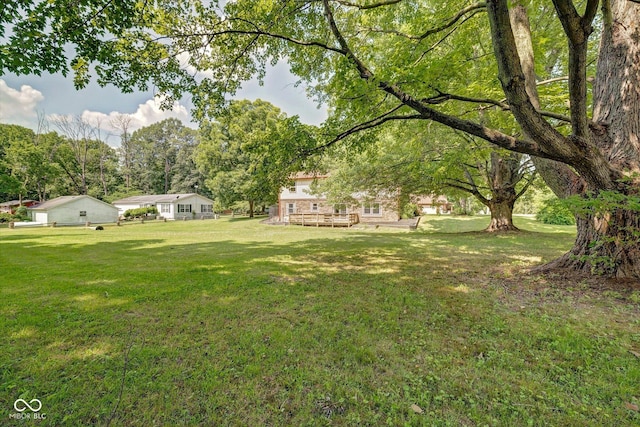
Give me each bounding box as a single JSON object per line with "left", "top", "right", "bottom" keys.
{"left": 560, "top": 1, "right": 640, "bottom": 279}
{"left": 508, "top": 0, "right": 640, "bottom": 278}
{"left": 485, "top": 196, "right": 518, "bottom": 232}
{"left": 483, "top": 151, "right": 522, "bottom": 232}
{"left": 538, "top": 210, "right": 640, "bottom": 278}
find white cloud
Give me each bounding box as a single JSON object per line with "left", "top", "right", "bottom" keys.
{"left": 79, "top": 97, "right": 191, "bottom": 131}
{"left": 48, "top": 96, "right": 193, "bottom": 146}
{"left": 0, "top": 79, "right": 44, "bottom": 127}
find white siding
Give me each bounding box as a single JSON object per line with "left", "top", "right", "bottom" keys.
{"left": 35, "top": 197, "right": 118, "bottom": 225}
{"left": 279, "top": 178, "right": 322, "bottom": 200}
{"left": 33, "top": 211, "right": 49, "bottom": 223}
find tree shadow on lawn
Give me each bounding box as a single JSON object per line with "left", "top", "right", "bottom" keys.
{"left": 1, "top": 228, "right": 576, "bottom": 348}
{"left": 0, "top": 227, "right": 574, "bottom": 300}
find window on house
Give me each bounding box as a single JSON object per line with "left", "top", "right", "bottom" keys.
{"left": 334, "top": 204, "right": 347, "bottom": 214}
{"left": 160, "top": 204, "right": 170, "bottom": 213}
{"left": 363, "top": 202, "right": 381, "bottom": 215}
{"left": 287, "top": 203, "right": 295, "bottom": 214}
{"left": 201, "top": 204, "right": 213, "bottom": 213}
{"left": 178, "top": 204, "right": 192, "bottom": 213}
{"left": 288, "top": 181, "right": 296, "bottom": 192}
{"left": 311, "top": 203, "right": 319, "bottom": 212}
{"left": 79, "top": 211, "right": 87, "bottom": 217}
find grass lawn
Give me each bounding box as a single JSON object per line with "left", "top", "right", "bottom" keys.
{"left": 1, "top": 216, "right": 638, "bottom": 426}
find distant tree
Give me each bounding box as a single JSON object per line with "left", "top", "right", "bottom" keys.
{"left": 111, "top": 114, "right": 135, "bottom": 191}
{"left": 196, "top": 100, "right": 316, "bottom": 217}
{"left": 0, "top": 124, "right": 28, "bottom": 200}
{"left": 0, "top": 124, "right": 61, "bottom": 202}
{"left": 126, "top": 118, "right": 197, "bottom": 194}
{"left": 86, "top": 140, "right": 122, "bottom": 199}
{"left": 52, "top": 115, "right": 99, "bottom": 195}
{"left": 431, "top": 135, "right": 536, "bottom": 231}
{"left": 170, "top": 129, "right": 208, "bottom": 196}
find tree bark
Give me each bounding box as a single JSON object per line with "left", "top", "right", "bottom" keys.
{"left": 553, "top": 0, "right": 640, "bottom": 279}
{"left": 536, "top": 209, "right": 640, "bottom": 278}
{"left": 248, "top": 200, "right": 254, "bottom": 218}
{"left": 485, "top": 196, "right": 518, "bottom": 232}
{"left": 501, "top": 0, "right": 640, "bottom": 278}
{"left": 483, "top": 151, "right": 521, "bottom": 231}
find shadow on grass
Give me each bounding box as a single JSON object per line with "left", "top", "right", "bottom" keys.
{"left": 1, "top": 222, "right": 599, "bottom": 426}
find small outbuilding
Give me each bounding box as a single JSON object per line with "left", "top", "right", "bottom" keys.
{"left": 112, "top": 193, "right": 216, "bottom": 220}
{"left": 29, "top": 195, "right": 119, "bottom": 225}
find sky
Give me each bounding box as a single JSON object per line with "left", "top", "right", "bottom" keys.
{"left": 0, "top": 61, "right": 328, "bottom": 147}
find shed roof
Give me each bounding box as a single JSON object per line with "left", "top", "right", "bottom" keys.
{"left": 30, "top": 195, "right": 117, "bottom": 211}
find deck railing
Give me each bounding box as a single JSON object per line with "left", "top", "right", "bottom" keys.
{"left": 287, "top": 213, "right": 359, "bottom": 227}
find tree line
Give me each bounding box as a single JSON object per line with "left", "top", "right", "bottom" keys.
{"left": 0, "top": 117, "right": 203, "bottom": 204}
{"left": 0, "top": 101, "right": 317, "bottom": 215}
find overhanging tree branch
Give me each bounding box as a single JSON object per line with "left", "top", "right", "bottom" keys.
{"left": 307, "top": 105, "right": 421, "bottom": 154}
{"left": 320, "top": 0, "right": 554, "bottom": 160}
{"left": 335, "top": 0, "right": 404, "bottom": 10}
{"left": 416, "top": 2, "right": 486, "bottom": 40}
{"left": 551, "top": 0, "right": 595, "bottom": 139}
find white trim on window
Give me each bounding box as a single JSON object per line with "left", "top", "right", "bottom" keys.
{"left": 363, "top": 202, "right": 381, "bottom": 216}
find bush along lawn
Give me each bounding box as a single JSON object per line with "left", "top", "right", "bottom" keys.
{"left": 0, "top": 216, "right": 638, "bottom": 426}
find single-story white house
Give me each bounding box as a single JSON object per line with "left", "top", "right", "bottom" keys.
{"left": 112, "top": 193, "right": 216, "bottom": 220}
{"left": 29, "top": 195, "right": 119, "bottom": 225}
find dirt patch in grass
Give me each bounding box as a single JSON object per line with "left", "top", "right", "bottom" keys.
{"left": 492, "top": 267, "right": 640, "bottom": 314}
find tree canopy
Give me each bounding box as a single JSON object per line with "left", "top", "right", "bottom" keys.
{"left": 196, "top": 99, "right": 317, "bottom": 216}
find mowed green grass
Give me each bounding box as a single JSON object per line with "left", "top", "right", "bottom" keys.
{"left": 1, "top": 216, "right": 638, "bottom": 426}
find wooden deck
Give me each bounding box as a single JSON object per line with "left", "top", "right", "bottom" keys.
{"left": 288, "top": 213, "right": 359, "bottom": 227}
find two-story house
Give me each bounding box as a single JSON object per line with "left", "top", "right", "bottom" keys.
{"left": 277, "top": 173, "right": 400, "bottom": 226}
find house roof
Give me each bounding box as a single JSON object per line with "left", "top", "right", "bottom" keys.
{"left": 30, "top": 195, "right": 117, "bottom": 211}
{"left": 112, "top": 194, "right": 205, "bottom": 204}
{"left": 414, "top": 195, "right": 451, "bottom": 205}
{"left": 291, "top": 172, "right": 330, "bottom": 180}
{"left": 0, "top": 199, "right": 37, "bottom": 207}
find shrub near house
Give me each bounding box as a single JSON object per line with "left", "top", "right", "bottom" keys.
{"left": 123, "top": 207, "right": 158, "bottom": 220}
